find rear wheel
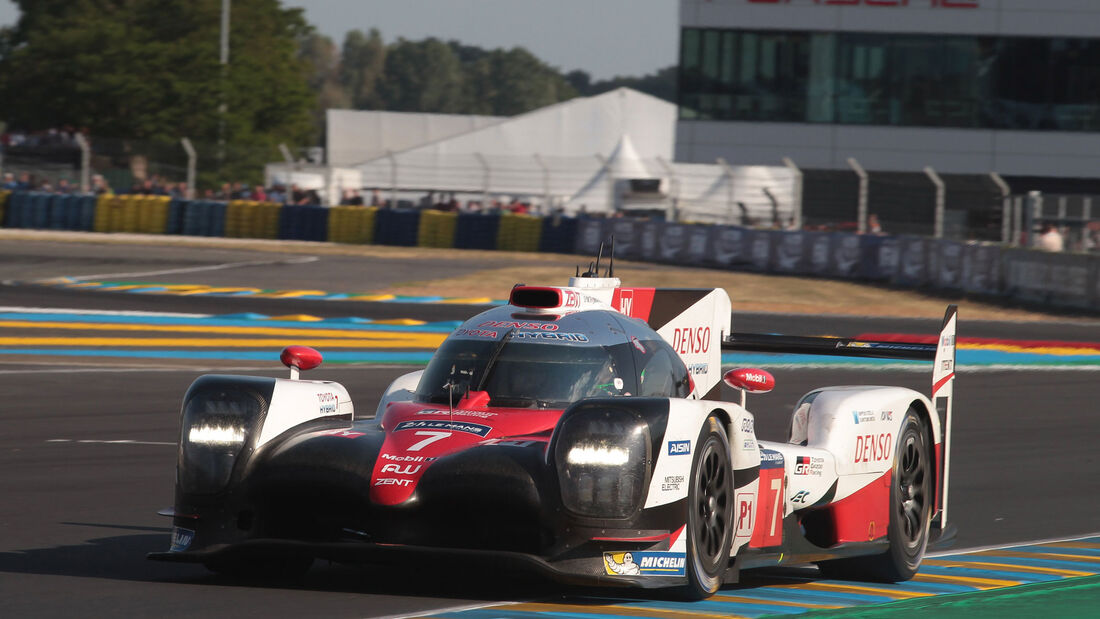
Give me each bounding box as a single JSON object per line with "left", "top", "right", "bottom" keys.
{"left": 818, "top": 407, "right": 931, "bottom": 581}
{"left": 681, "top": 416, "right": 734, "bottom": 599}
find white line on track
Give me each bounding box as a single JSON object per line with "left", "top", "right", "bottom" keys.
{"left": 378, "top": 601, "right": 523, "bottom": 619}
{"left": 0, "top": 306, "right": 210, "bottom": 317}
{"left": 36, "top": 255, "right": 319, "bottom": 283}
{"left": 929, "top": 531, "right": 1100, "bottom": 557}
{"left": 46, "top": 439, "right": 176, "bottom": 446}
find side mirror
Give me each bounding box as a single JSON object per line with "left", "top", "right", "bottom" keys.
{"left": 723, "top": 368, "right": 775, "bottom": 407}
{"left": 281, "top": 345, "right": 323, "bottom": 380}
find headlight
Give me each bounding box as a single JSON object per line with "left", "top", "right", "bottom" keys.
{"left": 555, "top": 408, "right": 649, "bottom": 518}
{"left": 178, "top": 386, "right": 265, "bottom": 494}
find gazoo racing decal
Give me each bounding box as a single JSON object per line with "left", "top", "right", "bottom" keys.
{"left": 393, "top": 419, "right": 492, "bottom": 437}
{"left": 794, "top": 455, "right": 825, "bottom": 476}
{"left": 855, "top": 433, "right": 893, "bottom": 464}
{"left": 672, "top": 326, "right": 711, "bottom": 355}
{"left": 415, "top": 409, "right": 496, "bottom": 419}
{"left": 604, "top": 551, "right": 686, "bottom": 576}
{"left": 667, "top": 440, "right": 691, "bottom": 456}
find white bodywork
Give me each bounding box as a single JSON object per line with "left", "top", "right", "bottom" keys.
{"left": 255, "top": 378, "right": 354, "bottom": 448}
{"left": 375, "top": 370, "right": 424, "bottom": 418}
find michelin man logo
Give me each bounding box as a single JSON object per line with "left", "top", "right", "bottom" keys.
{"left": 604, "top": 552, "right": 641, "bottom": 575}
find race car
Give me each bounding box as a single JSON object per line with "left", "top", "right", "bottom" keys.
{"left": 150, "top": 252, "right": 957, "bottom": 599}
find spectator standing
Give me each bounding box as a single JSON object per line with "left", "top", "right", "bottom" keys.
{"left": 252, "top": 185, "right": 268, "bottom": 202}
{"left": 1, "top": 173, "right": 16, "bottom": 189}
{"left": 1036, "top": 223, "right": 1064, "bottom": 252}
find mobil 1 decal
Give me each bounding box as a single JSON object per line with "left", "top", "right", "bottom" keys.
{"left": 751, "top": 449, "right": 784, "bottom": 548}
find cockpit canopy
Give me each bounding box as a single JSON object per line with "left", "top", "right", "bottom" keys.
{"left": 416, "top": 307, "right": 691, "bottom": 409}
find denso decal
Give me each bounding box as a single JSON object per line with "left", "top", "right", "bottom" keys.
{"left": 393, "top": 419, "right": 492, "bottom": 437}
{"left": 513, "top": 331, "right": 589, "bottom": 342}
{"left": 170, "top": 527, "right": 194, "bottom": 553}
{"left": 380, "top": 463, "right": 421, "bottom": 475}
{"left": 672, "top": 326, "right": 711, "bottom": 355}
{"left": 480, "top": 321, "right": 558, "bottom": 331}
{"left": 855, "top": 433, "right": 893, "bottom": 463}
{"left": 604, "top": 552, "right": 686, "bottom": 576}
{"left": 794, "top": 455, "right": 824, "bottom": 476}
{"left": 320, "top": 429, "right": 365, "bottom": 439}
{"left": 415, "top": 409, "right": 496, "bottom": 419}
{"left": 317, "top": 392, "right": 338, "bottom": 414}
{"left": 667, "top": 440, "right": 691, "bottom": 456}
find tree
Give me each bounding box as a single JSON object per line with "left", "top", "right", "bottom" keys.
{"left": 340, "top": 28, "right": 386, "bottom": 109}
{"left": 300, "top": 31, "right": 350, "bottom": 138}
{"left": 465, "top": 47, "right": 577, "bottom": 116}
{"left": 375, "top": 38, "right": 468, "bottom": 113}
{"left": 0, "top": 0, "right": 316, "bottom": 185}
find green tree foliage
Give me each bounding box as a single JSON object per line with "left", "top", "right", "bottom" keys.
{"left": 375, "top": 38, "right": 468, "bottom": 113}
{"left": 340, "top": 28, "right": 386, "bottom": 109}
{"left": 0, "top": 0, "right": 315, "bottom": 184}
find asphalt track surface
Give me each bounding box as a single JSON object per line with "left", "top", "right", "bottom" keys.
{"left": 1, "top": 238, "right": 1098, "bottom": 618}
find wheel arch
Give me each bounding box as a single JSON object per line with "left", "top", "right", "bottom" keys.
{"left": 907, "top": 398, "right": 938, "bottom": 514}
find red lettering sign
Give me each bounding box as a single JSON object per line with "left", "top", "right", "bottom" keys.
{"left": 672, "top": 326, "right": 711, "bottom": 355}
{"left": 854, "top": 433, "right": 894, "bottom": 463}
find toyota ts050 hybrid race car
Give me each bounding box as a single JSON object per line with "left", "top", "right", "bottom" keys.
{"left": 150, "top": 253, "right": 958, "bottom": 599}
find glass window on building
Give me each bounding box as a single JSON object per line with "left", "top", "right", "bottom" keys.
{"left": 679, "top": 27, "right": 1100, "bottom": 132}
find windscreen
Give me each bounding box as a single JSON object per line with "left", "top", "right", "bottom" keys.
{"left": 416, "top": 337, "right": 637, "bottom": 409}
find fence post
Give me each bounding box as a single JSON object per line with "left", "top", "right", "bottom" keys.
{"left": 990, "top": 172, "right": 1011, "bottom": 244}
{"left": 386, "top": 150, "right": 397, "bottom": 208}
{"left": 848, "top": 157, "right": 869, "bottom": 234}
{"left": 181, "top": 138, "right": 197, "bottom": 199}
{"left": 74, "top": 133, "right": 91, "bottom": 193}
{"left": 1025, "top": 190, "right": 1042, "bottom": 247}
{"left": 924, "top": 166, "right": 945, "bottom": 239}
{"left": 533, "top": 153, "right": 550, "bottom": 213}
{"left": 716, "top": 157, "right": 735, "bottom": 224}
{"left": 782, "top": 157, "right": 803, "bottom": 230}
{"left": 474, "top": 152, "right": 490, "bottom": 208}
{"left": 279, "top": 143, "right": 295, "bottom": 166}
{"left": 656, "top": 156, "right": 679, "bottom": 222}
{"left": 1012, "top": 195, "right": 1024, "bottom": 246}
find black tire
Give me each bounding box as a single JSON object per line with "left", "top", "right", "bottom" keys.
{"left": 680, "top": 416, "right": 734, "bottom": 599}
{"left": 817, "top": 406, "right": 931, "bottom": 581}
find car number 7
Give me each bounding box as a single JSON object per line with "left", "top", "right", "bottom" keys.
{"left": 408, "top": 430, "right": 451, "bottom": 452}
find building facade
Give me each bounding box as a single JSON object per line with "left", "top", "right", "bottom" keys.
{"left": 676, "top": 0, "right": 1100, "bottom": 179}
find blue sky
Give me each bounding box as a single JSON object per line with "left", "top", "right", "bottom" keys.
{"left": 0, "top": 0, "right": 678, "bottom": 80}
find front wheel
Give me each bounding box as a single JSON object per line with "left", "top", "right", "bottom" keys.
{"left": 681, "top": 416, "right": 734, "bottom": 599}
{"left": 818, "top": 406, "right": 932, "bottom": 581}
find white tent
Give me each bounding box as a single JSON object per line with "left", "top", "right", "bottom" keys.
{"left": 272, "top": 88, "right": 799, "bottom": 222}
{"left": 355, "top": 88, "right": 677, "bottom": 212}
{"left": 326, "top": 110, "right": 504, "bottom": 167}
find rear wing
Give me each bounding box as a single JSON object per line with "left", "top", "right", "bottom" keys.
{"left": 722, "top": 305, "right": 958, "bottom": 530}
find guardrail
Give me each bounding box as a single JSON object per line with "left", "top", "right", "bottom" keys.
{"left": 1, "top": 191, "right": 1095, "bottom": 311}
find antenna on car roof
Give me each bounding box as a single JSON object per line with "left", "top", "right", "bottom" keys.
{"left": 607, "top": 236, "right": 615, "bottom": 278}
